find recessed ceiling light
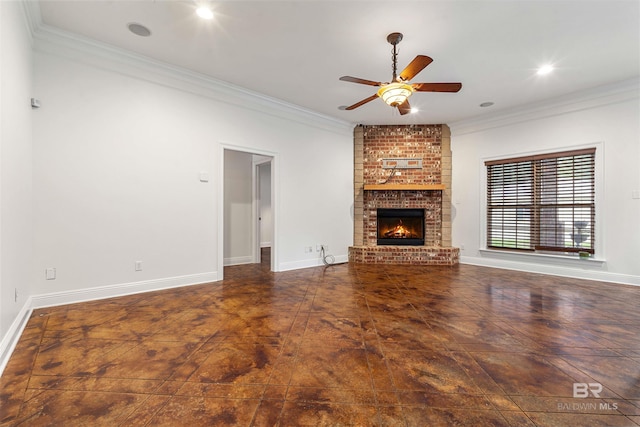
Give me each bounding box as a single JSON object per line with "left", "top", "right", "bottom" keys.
{"left": 196, "top": 6, "right": 214, "bottom": 19}
{"left": 127, "top": 22, "right": 151, "bottom": 37}
{"left": 537, "top": 64, "right": 554, "bottom": 75}
{"left": 479, "top": 102, "right": 494, "bottom": 108}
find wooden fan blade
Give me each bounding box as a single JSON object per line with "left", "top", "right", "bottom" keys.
{"left": 345, "top": 94, "right": 379, "bottom": 110}
{"left": 340, "top": 76, "right": 383, "bottom": 87}
{"left": 397, "top": 99, "right": 411, "bottom": 115}
{"left": 412, "top": 82, "right": 462, "bottom": 92}
{"left": 398, "top": 55, "right": 433, "bottom": 82}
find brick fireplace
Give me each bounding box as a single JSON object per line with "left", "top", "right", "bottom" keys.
{"left": 348, "top": 124, "right": 459, "bottom": 265}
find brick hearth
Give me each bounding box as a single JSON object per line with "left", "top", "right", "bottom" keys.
{"left": 349, "top": 124, "right": 459, "bottom": 265}
{"left": 349, "top": 245, "right": 459, "bottom": 265}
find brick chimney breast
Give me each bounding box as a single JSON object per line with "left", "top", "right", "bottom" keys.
{"left": 350, "top": 124, "right": 458, "bottom": 265}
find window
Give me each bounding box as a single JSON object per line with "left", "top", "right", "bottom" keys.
{"left": 486, "top": 148, "right": 595, "bottom": 254}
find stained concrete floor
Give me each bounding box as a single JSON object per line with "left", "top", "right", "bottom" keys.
{"left": 1, "top": 252, "right": 639, "bottom": 426}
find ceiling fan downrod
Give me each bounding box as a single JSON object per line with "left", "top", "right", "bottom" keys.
{"left": 387, "top": 32, "right": 403, "bottom": 81}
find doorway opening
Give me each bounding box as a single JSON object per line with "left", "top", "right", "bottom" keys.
{"left": 221, "top": 147, "right": 275, "bottom": 279}
{"left": 255, "top": 158, "right": 272, "bottom": 264}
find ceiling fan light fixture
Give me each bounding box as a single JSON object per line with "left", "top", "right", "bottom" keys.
{"left": 377, "top": 82, "right": 414, "bottom": 106}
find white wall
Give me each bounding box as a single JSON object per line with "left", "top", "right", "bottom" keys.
{"left": 0, "top": 0, "right": 34, "bottom": 370}
{"left": 29, "top": 25, "right": 353, "bottom": 305}
{"left": 32, "top": 53, "right": 220, "bottom": 296}
{"left": 450, "top": 80, "right": 640, "bottom": 285}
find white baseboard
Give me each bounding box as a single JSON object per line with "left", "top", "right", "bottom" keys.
{"left": 31, "top": 272, "right": 219, "bottom": 309}
{"left": 460, "top": 254, "right": 640, "bottom": 286}
{"left": 278, "top": 254, "right": 349, "bottom": 272}
{"left": 0, "top": 299, "right": 33, "bottom": 377}
{"left": 223, "top": 256, "right": 253, "bottom": 266}
{"left": 0, "top": 271, "right": 218, "bottom": 376}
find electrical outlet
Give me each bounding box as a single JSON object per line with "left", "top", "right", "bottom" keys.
{"left": 304, "top": 246, "right": 313, "bottom": 253}
{"left": 316, "top": 244, "right": 323, "bottom": 252}
{"left": 135, "top": 261, "right": 143, "bottom": 271}
{"left": 45, "top": 268, "right": 56, "bottom": 280}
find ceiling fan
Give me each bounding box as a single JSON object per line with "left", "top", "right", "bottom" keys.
{"left": 340, "top": 32, "right": 462, "bottom": 115}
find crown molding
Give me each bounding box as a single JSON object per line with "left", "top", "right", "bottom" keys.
{"left": 24, "top": 4, "right": 352, "bottom": 135}
{"left": 450, "top": 78, "right": 640, "bottom": 136}
{"left": 18, "top": 0, "right": 40, "bottom": 45}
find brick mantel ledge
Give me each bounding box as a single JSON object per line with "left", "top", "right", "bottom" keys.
{"left": 349, "top": 246, "right": 459, "bottom": 266}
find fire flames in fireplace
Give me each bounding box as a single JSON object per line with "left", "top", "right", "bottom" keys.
{"left": 377, "top": 209, "right": 425, "bottom": 246}
{"left": 382, "top": 220, "right": 417, "bottom": 239}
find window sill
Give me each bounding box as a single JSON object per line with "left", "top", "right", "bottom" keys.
{"left": 479, "top": 248, "right": 606, "bottom": 267}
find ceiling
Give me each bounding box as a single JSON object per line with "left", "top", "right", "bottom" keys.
{"left": 34, "top": 0, "right": 640, "bottom": 125}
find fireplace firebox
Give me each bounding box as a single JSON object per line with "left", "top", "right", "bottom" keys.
{"left": 377, "top": 208, "right": 425, "bottom": 246}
